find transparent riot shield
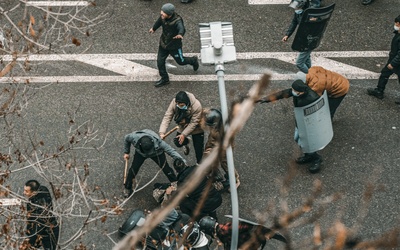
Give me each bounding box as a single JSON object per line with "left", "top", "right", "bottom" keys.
{"left": 291, "top": 4, "right": 336, "bottom": 52}
{"left": 294, "top": 91, "right": 333, "bottom": 153}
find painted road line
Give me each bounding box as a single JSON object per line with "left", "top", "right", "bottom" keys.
{"left": 0, "top": 198, "right": 22, "bottom": 206}
{"left": 249, "top": 0, "right": 289, "bottom": 4}
{"left": 26, "top": 1, "right": 90, "bottom": 6}
{"left": 0, "top": 51, "right": 388, "bottom": 83}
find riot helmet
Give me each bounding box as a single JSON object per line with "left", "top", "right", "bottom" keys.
{"left": 199, "top": 216, "right": 217, "bottom": 236}
{"left": 180, "top": 222, "right": 201, "bottom": 246}
{"left": 205, "top": 108, "right": 222, "bottom": 128}
{"left": 289, "top": 0, "right": 308, "bottom": 9}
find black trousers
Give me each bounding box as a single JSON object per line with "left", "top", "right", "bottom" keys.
{"left": 377, "top": 64, "right": 400, "bottom": 91}
{"left": 157, "top": 46, "right": 196, "bottom": 80}
{"left": 174, "top": 132, "right": 204, "bottom": 164}
{"left": 328, "top": 95, "right": 346, "bottom": 118}
{"left": 29, "top": 225, "right": 59, "bottom": 250}
{"left": 125, "top": 152, "right": 177, "bottom": 190}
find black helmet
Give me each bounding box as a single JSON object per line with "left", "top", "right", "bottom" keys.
{"left": 205, "top": 108, "right": 222, "bottom": 128}
{"left": 199, "top": 216, "right": 217, "bottom": 236}
{"left": 289, "top": 0, "right": 308, "bottom": 9}
{"left": 180, "top": 222, "right": 201, "bottom": 246}
{"left": 139, "top": 136, "right": 154, "bottom": 153}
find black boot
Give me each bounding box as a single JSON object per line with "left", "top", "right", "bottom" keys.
{"left": 154, "top": 78, "right": 170, "bottom": 87}
{"left": 296, "top": 153, "right": 315, "bottom": 164}
{"left": 308, "top": 158, "right": 322, "bottom": 174}
{"left": 367, "top": 88, "right": 384, "bottom": 99}
{"left": 192, "top": 56, "right": 199, "bottom": 71}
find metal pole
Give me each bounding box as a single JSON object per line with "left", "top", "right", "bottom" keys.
{"left": 215, "top": 64, "right": 239, "bottom": 250}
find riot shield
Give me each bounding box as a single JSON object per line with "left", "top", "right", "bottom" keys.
{"left": 294, "top": 91, "right": 333, "bottom": 153}
{"left": 291, "top": 4, "right": 335, "bottom": 52}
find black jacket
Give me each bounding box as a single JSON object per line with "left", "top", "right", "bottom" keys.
{"left": 26, "top": 186, "right": 58, "bottom": 245}
{"left": 285, "top": 12, "right": 303, "bottom": 38}
{"left": 388, "top": 30, "right": 400, "bottom": 71}
{"left": 152, "top": 13, "right": 185, "bottom": 50}
{"left": 260, "top": 88, "right": 320, "bottom": 107}
{"left": 177, "top": 166, "right": 222, "bottom": 212}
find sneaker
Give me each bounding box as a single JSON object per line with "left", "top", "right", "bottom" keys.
{"left": 367, "top": 88, "right": 384, "bottom": 99}
{"left": 183, "top": 145, "right": 190, "bottom": 155}
{"left": 154, "top": 78, "right": 170, "bottom": 88}
{"left": 192, "top": 56, "right": 199, "bottom": 71}
{"left": 235, "top": 178, "right": 240, "bottom": 188}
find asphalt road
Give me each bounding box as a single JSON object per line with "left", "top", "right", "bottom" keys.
{"left": 5, "top": 0, "right": 400, "bottom": 249}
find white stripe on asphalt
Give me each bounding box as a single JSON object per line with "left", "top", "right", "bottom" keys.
{"left": 0, "top": 198, "right": 21, "bottom": 206}
{"left": 0, "top": 51, "right": 389, "bottom": 83}
{"left": 26, "top": 1, "right": 90, "bottom": 6}
{"left": 248, "top": 0, "right": 289, "bottom": 4}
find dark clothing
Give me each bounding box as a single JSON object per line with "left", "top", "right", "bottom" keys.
{"left": 285, "top": 12, "right": 303, "bottom": 38}
{"left": 152, "top": 13, "right": 185, "bottom": 50}
{"left": 126, "top": 152, "right": 177, "bottom": 190}
{"left": 152, "top": 13, "right": 196, "bottom": 81}
{"left": 124, "top": 129, "right": 186, "bottom": 189}
{"left": 376, "top": 31, "right": 400, "bottom": 91}
{"left": 216, "top": 222, "right": 267, "bottom": 249}
{"left": 262, "top": 88, "right": 320, "bottom": 107}
{"left": 177, "top": 166, "right": 222, "bottom": 219}
{"left": 174, "top": 131, "right": 204, "bottom": 164}
{"left": 157, "top": 46, "right": 197, "bottom": 81}
{"left": 26, "top": 186, "right": 59, "bottom": 250}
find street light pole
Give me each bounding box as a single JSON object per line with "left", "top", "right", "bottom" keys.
{"left": 199, "top": 21, "right": 239, "bottom": 249}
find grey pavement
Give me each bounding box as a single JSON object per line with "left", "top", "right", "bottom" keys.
{"left": 6, "top": 0, "right": 400, "bottom": 249}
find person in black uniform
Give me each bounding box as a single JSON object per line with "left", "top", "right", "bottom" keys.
{"left": 149, "top": 3, "right": 199, "bottom": 87}
{"left": 24, "top": 180, "right": 59, "bottom": 250}
{"left": 367, "top": 15, "right": 400, "bottom": 103}
{"left": 258, "top": 80, "right": 323, "bottom": 173}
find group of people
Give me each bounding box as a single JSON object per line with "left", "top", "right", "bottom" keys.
{"left": 123, "top": 90, "right": 240, "bottom": 218}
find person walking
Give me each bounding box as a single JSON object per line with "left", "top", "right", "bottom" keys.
{"left": 149, "top": 3, "right": 199, "bottom": 87}
{"left": 367, "top": 15, "right": 400, "bottom": 102}
{"left": 258, "top": 80, "right": 324, "bottom": 173}
{"left": 123, "top": 129, "right": 186, "bottom": 197}
{"left": 282, "top": 0, "right": 313, "bottom": 73}
{"left": 159, "top": 91, "right": 204, "bottom": 164}
{"left": 24, "top": 180, "right": 59, "bottom": 250}
{"left": 296, "top": 66, "right": 349, "bottom": 118}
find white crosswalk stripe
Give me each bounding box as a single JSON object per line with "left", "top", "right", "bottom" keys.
{"left": 26, "top": 1, "right": 90, "bottom": 6}
{"left": 0, "top": 51, "right": 388, "bottom": 83}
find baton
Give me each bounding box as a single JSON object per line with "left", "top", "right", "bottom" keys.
{"left": 163, "top": 126, "right": 179, "bottom": 140}
{"left": 123, "top": 158, "right": 128, "bottom": 185}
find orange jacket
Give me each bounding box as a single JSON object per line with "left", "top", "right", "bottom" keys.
{"left": 306, "top": 66, "right": 349, "bottom": 98}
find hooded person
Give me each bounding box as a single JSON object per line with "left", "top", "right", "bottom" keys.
{"left": 159, "top": 91, "right": 204, "bottom": 164}
{"left": 149, "top": 4, "right": 199, "bottom": 87}
{"left": 256, "top": 80, "right": 324, "bottom": 173}
{"left": 123, "top": 129, "right": 186, "bottom": 198}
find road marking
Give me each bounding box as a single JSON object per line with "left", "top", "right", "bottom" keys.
{"left": 26, "top": 1, "right": 90, "bottom": 6}
{"left": 0, "top": 198, "right": 21, "bottom": 206}
{"left": 248, "top": 0, "right": 288, "bottom": 4}
{"left": 0, "top": 51, "right": 388, "bottom": 83}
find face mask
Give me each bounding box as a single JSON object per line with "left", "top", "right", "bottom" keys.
{"left": 295, "top": 10, "right": 303, "bottom": 14}
{"left": 292, "top": 90, "right": 300, "bottom": 97}
{"left": 177, "top": 104, "right": 188, "bottom": 110}
{"left": 394, "top": 25, "right": 400, "bottom": 31}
